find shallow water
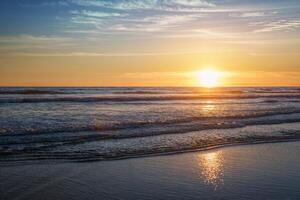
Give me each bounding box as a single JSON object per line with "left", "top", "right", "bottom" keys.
{"left": 1, "top": 87, "right": 300, "bottom": 162}
{"left": 1, "top": 142, "right": 300, "bottom": 200}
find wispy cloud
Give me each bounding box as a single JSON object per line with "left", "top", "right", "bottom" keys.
{"left": 5, "top": 49, "right": 221, "bottom": 57}
{"left": 71, "top": 16, "right": 104, "bottom": 24}
{"left": 0, "top": 35, "right": 71, "bottom": 44}
{"left": 230, "top": 11, "right": 277, "bottom": 18}
{"left": 254, "top": 19, "right": 300, "bottom": 33}
{"left": 107, "top": 14, "right": 203, "bottom": 32}
{"left": 70, "top": 0, "right": 155, "bottom": 10}
{"left": 22, "top": 1, "right": 69, "bottom": 7}
{"left": 70, "top": 6, "right": 204, "bottom": 32}
{"left": 0, "top": 35, "right": 74, "bottom": 53}
{"left": 69, "top": 0, "right": 215, "bottom": 11}
{"left": 2, "top": 0, "right": 300, "bottom": 57}
{"left": 70, "top": 10, "right": 127, "bottom": 18}
{"left": 161, "top": 28, "right": 241, "bottom": 39}
{"left": 67, "top": 0, "right": 300, "bottom": 37}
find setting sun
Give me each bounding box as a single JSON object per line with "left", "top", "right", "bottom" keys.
{"left": 196, "top": 69, "right": 223, "bottom": 88}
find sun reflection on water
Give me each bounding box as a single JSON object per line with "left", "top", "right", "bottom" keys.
{"left": 200, "top": 101, "right": 216, "bottom": 116}
{"left": 202, "top": 104, "right": 215, "bottom": 112}
{"left": 196, "top": 151, "right": 224, "bottom": 189}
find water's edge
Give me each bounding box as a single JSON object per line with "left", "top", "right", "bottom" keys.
{"left": 1, "top": 139, "right": 299, "bottom": 167}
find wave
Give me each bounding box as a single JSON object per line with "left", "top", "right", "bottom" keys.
{"left": 247, "top": 88, "right": 300, "bottom": 94}
{"left": 112, "top": 89, "right": 245, "bottom": 95}
{"left": 1, "top": 94, "right": 300, "bottom": 104}
{"left": 2, "top": 108, "right": 300, "bottom": 136}
{"left": 0, "top": 89, "right": 65, "bottom": 95}
{"left": 1, "top": 87, "right": 299, "bottom": 96}
{"left": 112, "top": 91, "right": 163, "bottom": 94}
{"left": 1, "top": 122, "right": 300, "bottom": 163}
{"left": 2, "top": 112, "right": 300, "bottom": 150}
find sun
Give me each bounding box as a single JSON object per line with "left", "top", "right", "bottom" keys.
{"left": 196, "top": 69, "right": 222, "bottom": 88}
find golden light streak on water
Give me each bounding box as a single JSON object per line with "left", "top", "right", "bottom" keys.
{"left": 196, "top": 151, "right": 224, "bottom": 189}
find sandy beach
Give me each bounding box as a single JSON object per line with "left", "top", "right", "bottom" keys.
{"left": 1, "top": 141, "right": 300, "bottom": 200}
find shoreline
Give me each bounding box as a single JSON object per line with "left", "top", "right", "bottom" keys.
{"left": 1, "top": 138, "right": 300, "bottom": 166}
{"left": 76, "top": 138, "right": 300, "bottom": 162}
{"left": 1, "top": 141, "right": 300, "bottom": 200}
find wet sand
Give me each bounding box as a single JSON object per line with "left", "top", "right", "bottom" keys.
{"left": 1, "top": 141, "right": 300, "bottom": 200}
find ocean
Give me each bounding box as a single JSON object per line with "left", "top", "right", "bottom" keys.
{"left": 1, "top": 87, "right": 300, "bottom": 163}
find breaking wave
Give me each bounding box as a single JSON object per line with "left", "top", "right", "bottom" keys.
{"left": 1, "top": 87, "right": 300, "bottom": 163}
{"left": 1, "top": 94, "right": 300, "bottom": 104}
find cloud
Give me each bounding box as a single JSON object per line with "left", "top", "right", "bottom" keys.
{"left": 161, "top": 0, "right": 215, "bottom": 8}
{"left": 69, "top": 0, "right": 215, "bottom": 11}
{"left": 21, "top": 1, "right": 69, "bottom": 7}
{"left": 230, "top": 11, "right": 277, "bottom": 18}
{"left": 5, "top": 49, "right": 217, "bottom": 57}
{"left": 107, "top": 14, "right": 203, "bottom": 32}
{"left": 70, "top": 10, "right": 127, "bottom": 18}
{"left": 70, "top": 6, "right": 203, "bottom": 32}
{"left": 0, "top": 35, "right": 70, "bottom": 44}
{"left": 70, "top": 9, "right": 128, "bottom": 26}
{"left": 161, "top": 28, "right": 240, "bottom": 39}
{"left": 0, "top": 35, "right": 74, "bottom": 53}
{"left": 254, "top": 19, "right": 300, "bottom": 33}
{"left": 69, "top": 0, "right": 154, "bottom": 10}
{"left": 71, "top": 16, "right": 104, "bottom": 24}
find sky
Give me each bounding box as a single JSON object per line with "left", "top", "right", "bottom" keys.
{"left": 0, "top": 0, "right": 300, "bottom": 86}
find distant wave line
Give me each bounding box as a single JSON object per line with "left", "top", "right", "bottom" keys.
{"left": 1, "top": 94, "right": 300, "bottom": 104}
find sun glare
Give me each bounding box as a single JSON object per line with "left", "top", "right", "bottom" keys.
{"left": 196, "top": 69, "right": 222, "bottom": 88}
